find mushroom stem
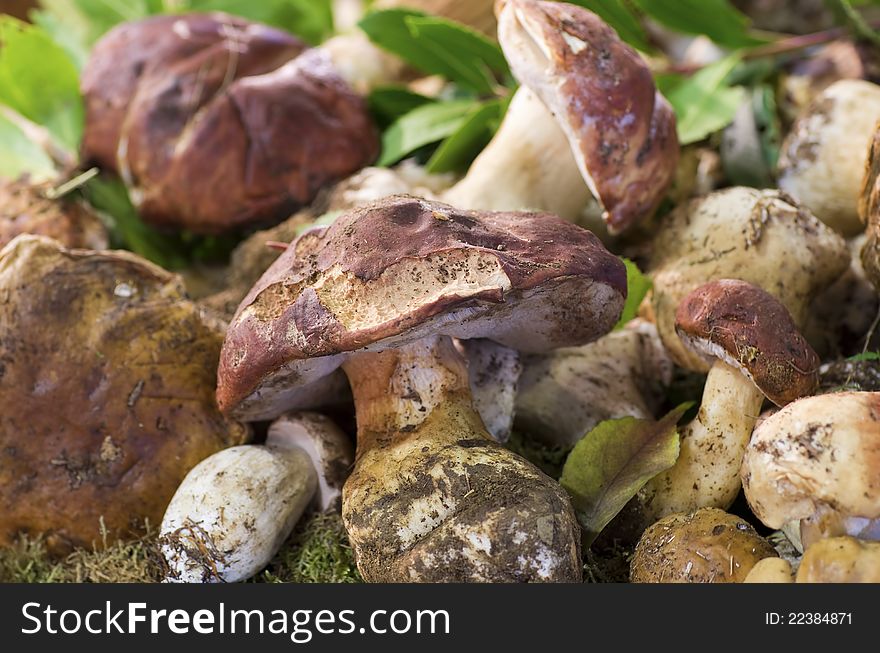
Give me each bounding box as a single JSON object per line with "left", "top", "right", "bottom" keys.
{"left": 442, "top": 87, "right": 594, "bottom": 220}
{"left": 642, "top": 360, "right": 764, "bottom": 519}
{"left": 340, "top": 335, "right": 582, "bottom": 582}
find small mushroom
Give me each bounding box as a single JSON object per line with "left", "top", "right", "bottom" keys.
{"left": 743, "top": 557, "right": 794, "bottom": 583}
{"left": 0, "top": 177, "right": 108, "bottom": 250}
{"left": 160, "top": 412, "right": 352, "bottom": 583}
{"left": 515, "top": 319, "right": 674, "bottom": 448}
{"left": 796, "top": 536, "right": 880, "bottom": 583}
{"left": 81, "top": 13, "right": 379, "bottom": 234}
{"left": 217, "top": 196, "right": 628, "bottom": 582}
{"left": 444, "top": 0, "right": 678, "bottom": 233}
{"left": 630, "top": 508, "right": 778, "bottom": 583}
{"left": 777, "top": 79, "right": 880, "bottom": 236}
{"left": 741, "top": 391, "right": 880, "bottom": 550}
{"left": 647, "top": 187, "right": 849, "bottom": 371}
{"left": 638, "top": 279, "right": 820, "bottom": 522}
{"left": 0, "top": 235, "right": 248, "bottom": 553}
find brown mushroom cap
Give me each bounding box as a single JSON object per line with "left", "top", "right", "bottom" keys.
{"left": 0, "top": 177, "right": 107, "bottom": 250}
{"left": 0, "top": 235, "right": 248, "bottom": 553}
{"left": 81, "top": 13, "right": 379, "bottom": 234}
{"left": 675, "top": 279, "right": 820, "bottom": 407}
{"left": 217, "top": 195, "right": 627, "bottom": 419}
{"left": 497, "top": 0, "right": 678, "bottom": 233}
{"left": 630, "top": 508, "right": 777, "bottom": 583}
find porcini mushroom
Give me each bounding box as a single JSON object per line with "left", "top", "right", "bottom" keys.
{"left": 741, "top": 391, "right": 880, "bottom": 549}
{"left": 160, "top": 412, "right": 352, "bottom": 583}
{"left": 443, "top": 0, "right": 678, "bottom": 233}
{"left": 638, "top": 279, "right": 820, "bottom": 522}
{"left": 515, "top": 319, "right": 674, "bottom": 448}
{"left": 81, "top": 13, "right": 379, "bottom": 234}
{"left": 647, "top": 187, "right": 849, "bottom": 371}
{"left": 630, "top": 508, "right": 777, "bottom": 583}
{"left": 777, "top": 79, "right": 880, "bottom": 235}
{"left": 217, "top": 195, "right": 627, "bottom": 582}
{"left": 0, "top": 235, "right": 248, "bottom": 553}
{"left": 796, "top": 536, "right": 880, "bottom": 583}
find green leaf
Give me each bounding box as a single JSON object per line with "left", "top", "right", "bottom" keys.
{"left": 568, "top": 0, "right": 654, "bottom": 52}
{"left": 631, "top": 0, "right": 764, "bottom": 48}
{"left": 0, "top": 111, "right": 57, "bottom": 182}
{"left": 183, "top": 0, "right": 335, "bottom": 44}
{"left": 359, "top": 9, "right": 508, "bottom": 94}
{"left": 83, "top": 176, "right": 189, "bottom": 270}
{"left": 0, "top": 17, "right": 83, "bottom": 152}
{"left": 367, "top": 87, "right": 434, "bottom": 129}
{"left": 426, "top": 98, "right": 506, "bottom": 173}
{"left": 846, "top": 351, "right": 880, "bottom": 362}
{"left": 36, "top": 0, "right": 153, "bottom": 50}
{"left": 378, "top": 99, "right": 478, "bottom": 167}
{"left": 664, "top": 54, "right": 747, "bottom": 145}
{"left": 560, "top": 404, "right": 691, "bottom": 546}
{"left": 614, "top": 258, "right": 652, "bottom": 329}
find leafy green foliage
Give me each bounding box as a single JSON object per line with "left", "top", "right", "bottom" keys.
{"left": 0, "top": 17, "right": 83, "bottom": 153}
{"left": 560, "top": 404, "right": 691, "bottom": 546}
{"left": 615, "top": 258, "right": 652, "bottom": 329}
{"left": 426, "top": 98, "right": 507, "bottom": 173}
{"left": 359, "top": 9, "right": 509, "bottom": 94}
{"left": 663, "top": 54, "right": 747, "bottom": 145}
{"left": 0, "top": 111, "right": 57, "bottom": 181}
{"left": 569, "top": 0, "right": 653, "bottom": 52}
{"left": 846, "top": 351, "right": 880, "bottom": 362}
{"left": 183, "top": 0, "right": 334, "bottom": 44}
{"left": 631, "top": 0, "right": 764, "bottom": 48}
{"left": 378, "top": 99, "right": 480, "bottom": 167}
{"left": 367, "top": 87, "right": 433, "bottom": 129}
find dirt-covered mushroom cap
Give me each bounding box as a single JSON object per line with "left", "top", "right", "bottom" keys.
{"left": 496, "top": 0, "right": 678, "bottom": 233}
{"left": 630, "top": 508, "right": 777, "bottom": 583}
{"left": 648, "top": 187, "right": 849, "bottom": 371}
{"left": 217, "top": 195, "right": 627, "bottom": 420}
{"left": 0, "top": 177, "right": 107, "bottom": 250}
{"left": 0, "top": 235, "right": 248, "bottom": 553}
{"left": 675, "top": 279, "right": 820, "bottom": 407}
{"left": 81, "top": 13, "right": 379, "bottom": 234}
{"left": 777, "top": 79, "right": 880, "bottom": 235}
{"left": 796, "top": 536, "right": 880, "bottom": 583}
{"left": 741, "top": 391, "right": 880, "bottom": 541}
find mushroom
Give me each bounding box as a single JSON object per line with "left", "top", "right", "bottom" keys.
{"left": 81, "top": 13, "right": 379, "bottom": 234}
{"left": 515, "top": 319, "right": 674, "bottom": 448}
{"left": 741, "top": 391, "right": 880, "bottom": 550}
{"left": 647, "top": 187, "right": 849, "bottom": 371}
{"left": 160, "top": 412, "right": 352, "bottom": 583}
{"left": 637, "top": 279, "right": 820, "bottom": 522}
{"left": 860, "top": 121, "right": 880, "bottom": 290}
{"left": 443, "top": 0, "right": 678, "bottom": 234}
{"left": 777, "top": 79, "right": 880, "bottom": 236}
{"left": 630, "top": 508, "right": 778, "bottom": 583}
{"left": 0, "top": 176, "right": 107, "bottom": 250}
{"left": 456, "top": 338, "right": 522, "bottom": 443}
{"left": 216, "top": 195, "right": 627, "bottom": 582}
{"left": 0, "top": 235, "right": 248, "bottom": 554}
{"left": 796, "top": 536, "right": 880, "bottom": 583}
{"left": 743, "top": 557, "right": 794, "bottom": 583}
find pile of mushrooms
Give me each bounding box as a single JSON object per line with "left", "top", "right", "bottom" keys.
{"left": 6, "top": 0, "right": 880, "bottom": 586}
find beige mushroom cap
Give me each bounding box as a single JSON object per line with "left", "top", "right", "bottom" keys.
{"left": 742, "top": 392, "right": 880, "bottom": 532}
{"left": 797, "top": 536, "right": 880, "bottom": 583}
{"left": 630, "top": 508, "right": 777, "bottom": 583}
{"left": 778, "top": 79, "right": 880, "bottom": 236}
{"left": 647, "top": 187, "right": 848, "bottom": 371}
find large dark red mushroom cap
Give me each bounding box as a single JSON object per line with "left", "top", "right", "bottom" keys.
{"left": 81, "top": 13, "right": 379, "bottom": 234}
{"left": 675, "top": 278, "right": 820, "bottom": 407}
{"left": 217, "top": 195, "right": 627, "bottom": 420}
{"left": 497, "top": 0, "right": 679, "bottom": 234}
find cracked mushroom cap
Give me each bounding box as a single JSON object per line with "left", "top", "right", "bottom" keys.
{"left": 497, "top": 0, "right": 678, "bottom": 234}
{"left": 0, "top": 235, "right": 248, "bottom": 553}
{"left": 741, "top": 391, "right": 880, "bottom": 536}
{"left": 648, "top": 187, "right": 849, "bottom": 372}
{"left": 675, "top": 279, "right": 820, "bottom": 407}
{"left": 82, "top": 13, "right": 379, "bottom": 234}
{"left": 217, "top": 195, "right": 627, "bottom": 420}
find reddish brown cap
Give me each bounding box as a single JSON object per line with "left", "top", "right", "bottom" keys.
{"left": 497, "top": 0, "right": 678, "bottom": 234}
{"left": 81, "top": 14, "right": 379, "bottom": 234}
{"left": 675, "top": 279, "right": 820, "bottom": 406}
{"left": 217, "top": 195, "right": 627, "bottom": 419}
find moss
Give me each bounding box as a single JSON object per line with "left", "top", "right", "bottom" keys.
{"left": 254, "top": 512, "right": 362, "bottom": 584}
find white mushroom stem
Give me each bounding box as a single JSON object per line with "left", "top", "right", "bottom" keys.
{"left": 340, "top": 334, "right": 581, "bottom": 582}
{"left": 641, "top": 360, "right": 764, "bottom": 520}
{"left": 456, "top": 338, "right": 522, "bottom": 443}
{"left": 443, "top": 87, "right": 595, "bottom": 221}
{"left": 320, "top": 31, "right": 407, "bottom": 95}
